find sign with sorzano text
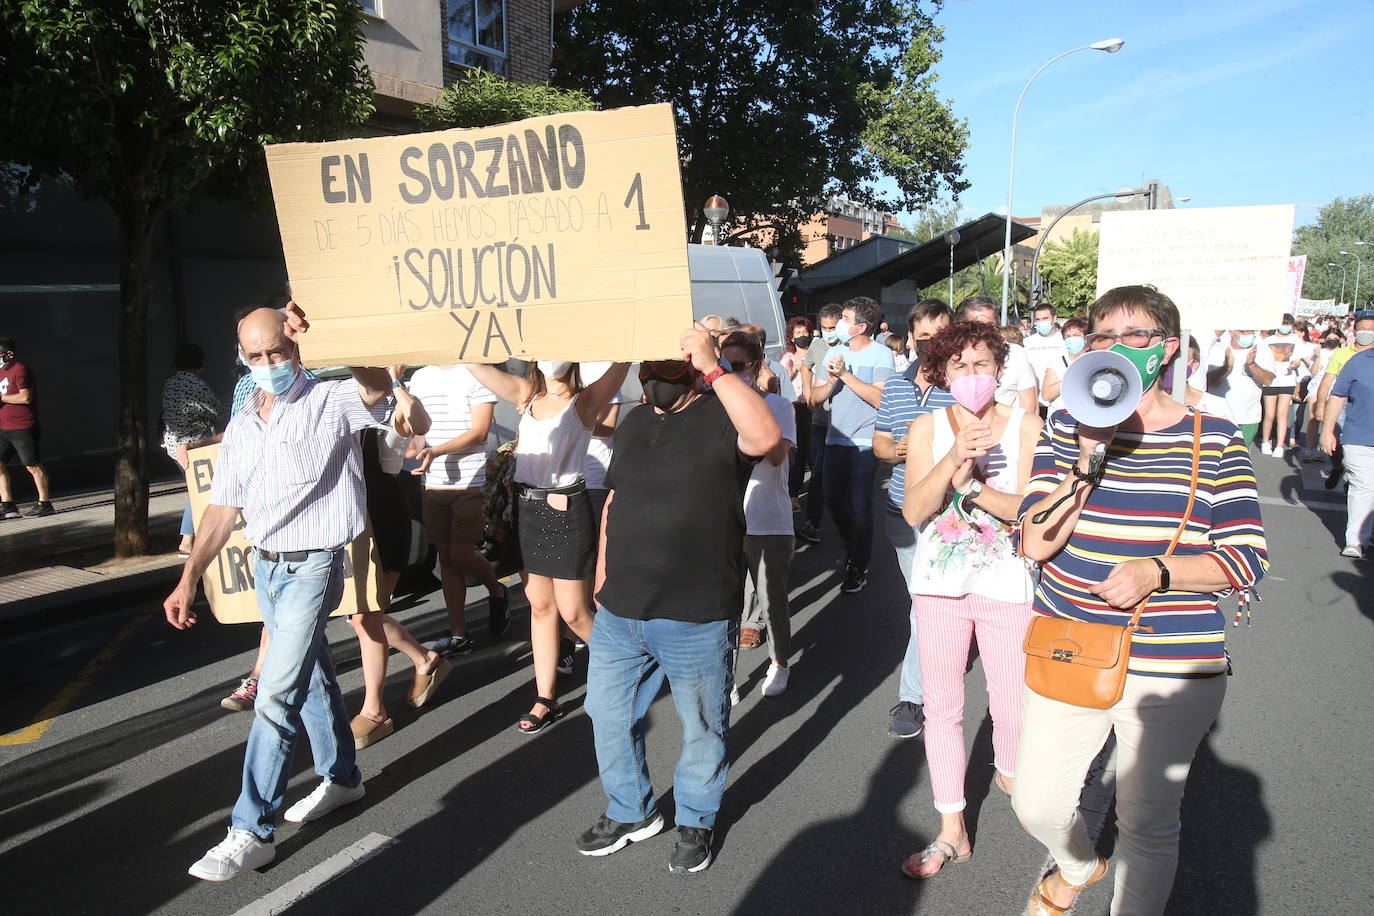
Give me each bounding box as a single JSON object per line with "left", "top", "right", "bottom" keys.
{"left": 185, "top": 443, "right": 387, "bottom": 624}
{"left": 264, "top": 104, "right": 692, "bottom": 368}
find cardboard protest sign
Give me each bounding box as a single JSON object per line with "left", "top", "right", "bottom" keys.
{"left": 264, "top": 103, "right": 692, "bottom": 368}
{"left": 185, "top": 443, "right": 388, "bottom": 624}
{"left": 1295, "top": 298, "right": 1344, "bottom": 317}
{"left": 1287, "top": 255, "right": 1307, "bottom": 311}
{"left": 1096, "top": 205, "right": 1295, "bottom": 332}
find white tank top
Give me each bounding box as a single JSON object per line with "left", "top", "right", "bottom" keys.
{"left": 514, "top": 394, "right": 592, "bottom": 488}
{"left": 909, "top": 406, "right": 1033, "bottom": 602}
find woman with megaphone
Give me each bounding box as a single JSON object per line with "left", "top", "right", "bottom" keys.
{"left": 1012, "top": 285, "right": 1268, "bottom": 916}
{"left": 896, "top": 318, "right": 1044, "bottom": 880}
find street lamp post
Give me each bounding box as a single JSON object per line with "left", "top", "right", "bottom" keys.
{"left": 944, "top": 229, "right": 960, "bottom": 306}
{"left": 1328, "top": 262, "right": 1347, "bottom": 307}
{"left": 703, "top": 195, "right": 729, "bottom": 246}
{"left": 1346, "top": 242, "right": 1369, "bottom": 310}
{"left": 1000, "top": 37, "right": 1125, "bottom": 324}
{"left": 1029, "top": 187, "right": 1150, "bottom": 305}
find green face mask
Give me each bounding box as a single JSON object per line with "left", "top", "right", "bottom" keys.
{"left": 1110, "top": 341, "right": 1167, "bottom": 389}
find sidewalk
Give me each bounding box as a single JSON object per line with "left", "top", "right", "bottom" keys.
{"left": 0, "top": 482, "right": 188, "bottom": 633}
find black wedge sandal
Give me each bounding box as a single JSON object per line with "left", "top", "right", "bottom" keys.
{"left": 516, "top": 696, "right": 566, "bottom": 734}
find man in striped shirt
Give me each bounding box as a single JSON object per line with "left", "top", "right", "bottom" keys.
{"left": 872, "top": 298, "right": 955, "bottom": 738}
{"left": 165, "top": 305, "right": 392, "bottom": 882}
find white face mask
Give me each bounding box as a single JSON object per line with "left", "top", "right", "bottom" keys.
{"left": 1356, "top": 329, "right": 1374, "bottom": 347}
{"left": 537, "top": 360, "right": 573, "bottom": 380}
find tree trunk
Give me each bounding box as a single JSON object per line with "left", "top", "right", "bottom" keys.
{"left": 114, "top": 201, "right": 156, "bottom": 558}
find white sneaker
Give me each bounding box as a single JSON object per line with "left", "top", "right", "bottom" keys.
{"left": 1272, "top": 446, "right": 1284, "bottom": 459}
{"left": 730, "top": 685, "right": 742, "bottom": 707}
{"left": 1341, "top": 545, "right": 1364, "bottom": 559}
{"left": 283, "top": 779, "right": 366, "bottom": 824}
{"left": 760, "top": 663, "right": 790, "bottom": 697}
{"left": 1260, "top": 441, "right": 1272, "bottom": 455}
{"left": 188, "top": 828, "right": 275, "bottom": 881}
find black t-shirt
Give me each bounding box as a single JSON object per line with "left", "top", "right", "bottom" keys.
{"left": 597, "top": 393, "right": 757, "bottom": 623}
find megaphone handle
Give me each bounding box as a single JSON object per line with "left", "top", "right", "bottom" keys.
{"left": 1030, "top": 445, "right": 1108, "bottom": 526}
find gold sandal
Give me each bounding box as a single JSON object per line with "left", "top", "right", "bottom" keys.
{"left": 1026, "top": 856, "right": 1108, "bottom": 915}
{"left": 899, "top": 839, "right": 972, "bottom": 879}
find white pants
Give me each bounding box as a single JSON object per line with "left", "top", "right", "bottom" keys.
{"left": 1343, "top": 443, "right": 1374, "bottom": 550}
{"left": 1011, "top": 674, "right": 1226, "bottom": 916}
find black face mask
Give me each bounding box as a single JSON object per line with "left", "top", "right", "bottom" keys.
{"left": 1323, "top": 339, "right": 1342, "bottom": 349}
{"left": 642, "top": 376, "right": 692, "bottom": 410}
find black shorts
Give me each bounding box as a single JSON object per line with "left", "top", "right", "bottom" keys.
{"left": 1262, "top": 385, "right": 1296, "bottom": 397}
{"left": 0, "top": 426, "right": 40, "bottom": 466}
{"left": 516, "top": 483, "right": 596, "bottom": 580}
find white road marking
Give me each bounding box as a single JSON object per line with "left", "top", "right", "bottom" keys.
{"left": 232, "top": 833, "right": 397, "bottom": 916}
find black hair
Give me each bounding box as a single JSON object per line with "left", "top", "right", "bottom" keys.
{"left": 0, "top": 337, "right": 13, "bottom": 354}
{"left": 174, "top": 342, "right": 205, "bottom": 371}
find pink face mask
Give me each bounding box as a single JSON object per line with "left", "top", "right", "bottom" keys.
{"left": 949, "top": 373, "right": 997, "bottom": 412}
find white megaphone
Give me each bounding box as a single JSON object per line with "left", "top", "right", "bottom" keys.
{"left": 1061, "top": 349, "right": 1144, "bottom": 427}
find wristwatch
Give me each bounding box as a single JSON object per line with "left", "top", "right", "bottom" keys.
{"left": 959, "top": 479, "right": 983, "bottom": 499}
{"left": 392, "top": 380, "right": 405, "bottom": 390}
{"left": 1151, "top": 557, "right": 1170, "bottom": 592}
{"left": 702, "top": 365, "right": 728, "bottom": 386}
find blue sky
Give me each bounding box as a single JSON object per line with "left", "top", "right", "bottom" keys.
{"left": 887, "top": 0, "right": 1373, "bottom": 230}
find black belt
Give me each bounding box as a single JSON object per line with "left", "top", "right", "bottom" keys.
{"left": 517, "top": 480, "right": 586, "bottom": 500}
{"left": 256, "top": 548, "right": 323, "bottom": 563}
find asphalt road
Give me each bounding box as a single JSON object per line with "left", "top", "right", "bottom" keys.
{"left": 0, "top": 457, "right": 1370, "bottom": 916}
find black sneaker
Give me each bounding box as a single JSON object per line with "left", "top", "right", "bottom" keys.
{"left": 841, "top": 563, "right": 867, "bottom": 593}
{"left": 22, "top": 501, "right": 55, "bottom": 518}
{"left": 668, "top": 826, "right": 714, "bottom": 874}
{"left": 431, "top": 633, "right": 473, "bottom": 657}
{"left": 488, "top": 584, "right": 510, "bottom": 639}
{"left": 795, "top": 521, "right": 821, "bottom": 544}
{"left": 887, "top": 701, "right": 925, "bottom": 739}
{"left": 576, "top": 813, "right": 665, "bottom": 856}
{"left": 0, "top": 502, "right": 19, "bottom": 520}
{"left": 557, "top": 639, "right": 575, "bottom": 675}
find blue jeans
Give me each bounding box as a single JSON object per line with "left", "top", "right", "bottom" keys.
{"left": 884, "top": 507, "right": 923, "bottom": 704}
{"left": 823, "top": 443, "right": 880, "bottom": 570}
{"left": 231, "top": 549, "right": 360, "bottom": 839}
{"left": 585, "top": 607, "right": 736, "bottom": 830}
{"left": 180, "top": 499, "right": 195, "bottom": 538}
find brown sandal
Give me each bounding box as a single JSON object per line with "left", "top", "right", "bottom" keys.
{"left": 739, "top": 627, "right": 762, "bottom": 650}
{"left": 1026, "top": 856, "right": 1108, "bottom": 915}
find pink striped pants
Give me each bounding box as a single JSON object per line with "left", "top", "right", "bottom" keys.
{"left": 914, "top": 592, "right": 1033, "bottom": 813}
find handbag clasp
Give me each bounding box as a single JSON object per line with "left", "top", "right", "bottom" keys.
{"left": 1052, "top": 648, "right": 1076, "bottom": 662}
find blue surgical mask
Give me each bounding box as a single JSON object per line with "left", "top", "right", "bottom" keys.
{"left": 1036, "top": 320, "right": 1054, "bottom": 336}
{"left": 1236, "top": 333, "right": 1256, "bottom": 348}
{"left": 1064, "top": 336, "right": 1085, "bottom": 355}
{"left": 1357, "top": 329, "right": 1374, "bottom": 347}
{"left": 1279, "top": 324, "right": 1293, "bottom": 335}
{"left": 821, "top": 327, "right": 840, "bottom": 344}
{"left": 835, "top": 319, "right": 857, "bottom": 343}
{"left": 249, "top": 359, "right": 298, "bottom": 395}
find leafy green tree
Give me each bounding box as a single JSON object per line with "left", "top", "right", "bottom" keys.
{"left": 552, "top": 0, "right": 968, "bottom": 263}
{"left": 1037, "top": 229, "right": 1099, "bottom": 316}
{"left": 0, "top": 1, "right": 374, "bottom": 556}
{"left": 417, "top": 68, "right": 594, "bottom": 131}
{"left": 1292, "top": 194, "right": 1374, "bottom": 306}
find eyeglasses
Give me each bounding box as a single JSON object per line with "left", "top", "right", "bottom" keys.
{"left": 1084, "top": 327, "right": 1165, "bottom": 350}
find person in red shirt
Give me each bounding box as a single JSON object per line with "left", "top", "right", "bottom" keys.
{"left": 0, "top": 337, "right": 53, "bottom": 518}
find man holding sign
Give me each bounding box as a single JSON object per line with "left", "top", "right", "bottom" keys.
{"left": 165, "top": 305, "right": 391, "bottom": 882}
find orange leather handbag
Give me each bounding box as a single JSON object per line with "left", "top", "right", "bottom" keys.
{"left": 1022, "top": 410, "right": 1202, "bottom": 709}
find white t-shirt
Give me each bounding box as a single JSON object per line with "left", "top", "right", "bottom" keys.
{"left": 1255, "top": 333, "right": 1304, "bottom": 387}
{"left": 1194, "top": 391, "right": 1235, "bottom": 422}
{"left": 744, "top": 393, "right": 797, "bottom": 536}
{"left": 579, "top": 361, "right": 627, "bottom": 490}
{"left": 1206, "top": 342, "right": 1262, "bottom": 424}
{"left": 995, "top": 342, "right": 1037, "bottom": 406}
{"left": 406, "top": 365, "right": 497, "bottom": 489}
{"left": 1022, "top": 331, "right": 1068, "bottom": 389}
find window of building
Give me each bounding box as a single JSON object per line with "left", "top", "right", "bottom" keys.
{"left": 448, "top": 0, "right": 507, "bottom": 75}
{"left": 357, "top": 0, "right": 382, "bottom": 17}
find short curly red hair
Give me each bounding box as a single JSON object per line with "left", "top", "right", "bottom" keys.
{"left": 922, "top": 319, "right": 1010, "bottom": 390}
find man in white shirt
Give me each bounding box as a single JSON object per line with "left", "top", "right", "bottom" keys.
{"left": 1021, "top": 303, "right": 1069, "bottom": 404}
{"left": 957, "top": 296, "right": 1037, "bottom": 410}
{"left": 406, "top": 364, "right": 509, "bottom": 654}
{"left": 1206, "top": 330, "right": 1274, "bottom": 447}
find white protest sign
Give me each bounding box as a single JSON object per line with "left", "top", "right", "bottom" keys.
{"left": 263, "top": 103, "right": 692, "bottom": 368}
{"left": 1096, "top": 205, "right": 1295, "bottom": 331}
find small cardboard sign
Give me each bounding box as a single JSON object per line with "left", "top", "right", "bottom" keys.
{"left": 185, "top": 443, "right": 388, "bottom": 624}
{"left": 263, "top": 103, "right": 692, "bottom": 368}
{"left": 1096, "top": 205, "right": 1295, "bottom": 332}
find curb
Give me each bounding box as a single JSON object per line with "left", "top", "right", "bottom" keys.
{"left": 0, "top": 563, "right": 184, "bottom": 639}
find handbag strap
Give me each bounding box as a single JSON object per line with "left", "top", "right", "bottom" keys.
{"left": 1127, "top": 408, "right": 1203, "bottom": 629}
